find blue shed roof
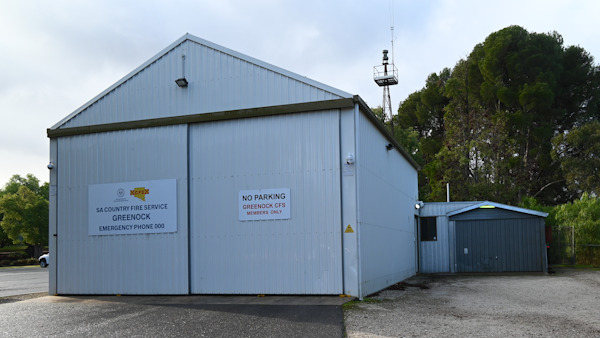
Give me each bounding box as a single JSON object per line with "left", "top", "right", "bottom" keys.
{"left": 446, "top": 201, "right": 548, "bottom": 218}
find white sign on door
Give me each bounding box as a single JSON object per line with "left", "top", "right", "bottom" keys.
{"left": 88, "top": 179, "right": 177, "bottom": 235}
{"left": 239, "top": 188, "right": 291, "bottom": 221}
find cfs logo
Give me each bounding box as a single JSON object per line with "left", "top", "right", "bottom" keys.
{"left": 130, "top": 187, "right": 150, "bottom": 201}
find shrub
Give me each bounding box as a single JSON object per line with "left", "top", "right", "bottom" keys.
{"left": 14, "top": 258, "right": 38, "bottom": 266}
{"left": 7, "top": 251, "right": 29, "bottom": 260}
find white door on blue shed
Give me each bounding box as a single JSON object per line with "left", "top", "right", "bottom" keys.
{"left": 188, "top": 111, "right": 344, "bottom": 294}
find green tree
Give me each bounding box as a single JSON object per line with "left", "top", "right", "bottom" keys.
{"left": 555, "top": 193, "right": 600, "bottom": 265}
{"left": 0, "top": 175, "right": 49, "bottom": 256}
{"left": 399, "top": 25, "right": 600, "bottom": 204}
{"left": 0, "top": 218, "right": 10, "bottom": 247}
{"left": 552, "top": 120, "right": 600, "bottom": 196}
{"left": 371, "top": 106, "right": 385, "bottom": 124}
{"left": 397, "top": 69, "right": 451, "bottom": 200}
{"left": 519, "top": 196, "right": 557, "bottom": 227}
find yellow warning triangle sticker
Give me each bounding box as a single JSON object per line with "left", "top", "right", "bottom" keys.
{"left": 345, "top": 224, "right": 354, "bottom": 233}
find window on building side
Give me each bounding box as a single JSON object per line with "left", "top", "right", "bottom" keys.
{"left": 420, "top": 217, "right": 437, "bottom": 241}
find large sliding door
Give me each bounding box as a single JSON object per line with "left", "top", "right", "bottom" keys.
{"left": 188, "top": 111, "right": 343, "bottom": 294}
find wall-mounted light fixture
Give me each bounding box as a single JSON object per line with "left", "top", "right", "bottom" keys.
{"left": 47, "top": 162, "right": 55, "bottom": 170}
{"left": 414, "top": 201, "right": 424, "bottom": 209}
{"left": 175, "top": 78, "right": 188, "bottom": 87}
{"left": 345, "top": 153, "right": 355, "bottom": 165}
{"left": 175, "top": 53, "right": 188, "bottom": 88}
{"left": 386, "top": 143, "right": 394, "bottom": 151}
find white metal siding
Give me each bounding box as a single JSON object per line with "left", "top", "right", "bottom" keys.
{"left": 418, "top": 202, "right": 478, "bottom": 273}
{"left": 59, "top": 39, "right": 348, "bottom": 129}
{"left": 55, "top": 126, "right": 189, "bottom": 294}
{"left": 419, "top": 216, "right": 450, "bottom": 273}
{"left": 340, "top": 107, "right": 359, "bottom": 297}
{"left": 189, "top": 111, "right": 343, "bottom": 294}
{"left": 356, "top": 112, "right": 418, "bottom": 297}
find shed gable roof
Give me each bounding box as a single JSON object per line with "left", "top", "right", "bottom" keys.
{"left": 51, "top": 33, "right": 352, "bottom": 130}
{"left": 447, "top": 201, "right": 548, "bottom": 218}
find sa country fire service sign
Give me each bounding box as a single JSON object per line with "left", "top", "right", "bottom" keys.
{"left": 239, "top": 188, "right": 290, "bottom": 221}
{"left": 88, "top": 179, "right": 177, "bottom": 235}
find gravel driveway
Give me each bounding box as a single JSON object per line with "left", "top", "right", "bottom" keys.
{"left": 344, "top": 268, "right": 600, "bottom": 337}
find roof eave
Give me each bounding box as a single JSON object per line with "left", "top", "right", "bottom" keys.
{"left": 447, "top": 201, "right": 549, "bottom": 218}
{"left": 353, "top": 95, "right": 421, "bottom": 171}
{"left": 50, "top": 34, "right": 193, "bottom": 131}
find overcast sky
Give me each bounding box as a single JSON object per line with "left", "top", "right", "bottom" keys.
{"left": 1, "top": 0, "right": 599, "bottom": 186}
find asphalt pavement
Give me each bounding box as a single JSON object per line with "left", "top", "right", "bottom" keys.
{"left": 0, "top": 266, "right": 48, "bottom": 297}
{"left": 0, "top": 268, "right": 349, "bottom": 337}
{"left": 0, "top": 294, "right": 348, "bottom": 337}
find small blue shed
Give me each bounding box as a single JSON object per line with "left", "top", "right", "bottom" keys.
{"left": 417, "top": 201, "right": 548, "bottom": 273}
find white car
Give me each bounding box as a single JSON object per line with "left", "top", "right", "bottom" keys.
{"left": 39, "top": 253, "right": 49, "bottom": 268}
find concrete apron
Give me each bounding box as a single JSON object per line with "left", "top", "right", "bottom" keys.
{"left": 1, "top": 295, "right": 354, "bottom": 337}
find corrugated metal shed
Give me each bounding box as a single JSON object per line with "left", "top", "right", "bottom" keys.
{"left": 418, "top": 201, "right": 548, "bottom": 273}
{"left": 47, "top": 34, "right": 420, "bottom": 298}
{"left": 450, "top": 202, "right": 548, "bottom": 273}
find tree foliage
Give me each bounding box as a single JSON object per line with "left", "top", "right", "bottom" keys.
{"left": 555, "top": 193, "right": 600, "bottom": 245}
{"left": 552, "top": 120, "right": 600, "bottom": 196}
{"left": 0, "top": 174, "right": 49, "bottom": 256}
{"left": 395, "top": 25, "right": 600, "bottom": 204}
{"left": 554, "top": 193, "right": 600, "bottom": 265}
{"left": 519, "top": 196, "right": 557, "bottom": 227}
{"left": 396, "top": 68, "right": 451, "bottom": 198}
{"left": 0, "top": 220, "right": 10, "bottom": 247}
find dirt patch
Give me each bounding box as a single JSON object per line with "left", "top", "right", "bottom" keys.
{"left": 344, "top": 268, "right": 600, "bottom": 337}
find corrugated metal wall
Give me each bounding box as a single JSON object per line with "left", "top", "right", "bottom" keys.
{"left": 188, "top": 111, "right": 343, "bottom": 294}
{"left": 60, "top": 39, "right": 348, "bottom": 129}
{"left": 418, "top": 202, "right": 477, "bottom": 273}
{"left": 356, "top": 112, "right": 418, "bottom": 296}
{"left": 55, "top": 126, "right": 189, "bottom": 294}
{"left": 418, "top": 216, "right": 450, "bottom": 273}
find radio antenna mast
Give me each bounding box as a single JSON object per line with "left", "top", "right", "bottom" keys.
{"left": 373, "top": 23, "right": 398, "bottom": 136}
